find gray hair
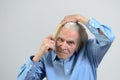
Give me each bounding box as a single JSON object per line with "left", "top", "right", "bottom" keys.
{"left": 63, "top": 22, "right": 88, "bottom": 50}
{"left": 64, "top": 22, "right": 80, "bottom": 32}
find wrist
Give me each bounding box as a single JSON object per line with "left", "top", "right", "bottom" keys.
{"left": 77, "top": 15, "right": 89, "bottom": 25}
{"left": 32, "top": 50, "right": 44, "bottom": 62}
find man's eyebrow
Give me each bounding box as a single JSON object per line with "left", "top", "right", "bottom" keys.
{"left": 67, "top": 40, "right": 75, "bottom": 43}
{"left": 57, "top": 36, "right": 63, "bottom": 39}
{"left": 57, "top": 35, "right": 76, "bottom": 42}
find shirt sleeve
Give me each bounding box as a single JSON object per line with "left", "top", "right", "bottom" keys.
{"left": 86, "top": 18, "right": 115, "bottom": 68}
{"left": 17, "top": 56, "right": 46, "bottom": 80}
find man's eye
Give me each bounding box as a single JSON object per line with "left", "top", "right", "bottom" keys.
{"left": 57, "top": 38, "right": 63, "bottom": 42}
{"left": 67, "top": 41, "right": 74, "bottom": 45}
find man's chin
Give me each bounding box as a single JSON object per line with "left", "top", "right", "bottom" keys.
{"left": 56, "top": 52, "right": 68, "bottom": 60}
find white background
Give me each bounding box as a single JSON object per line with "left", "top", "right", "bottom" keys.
{"left": 0, "top": 0, "right": 120, "bottom": 80}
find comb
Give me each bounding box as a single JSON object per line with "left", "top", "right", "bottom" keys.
{"left": 54, "top": 24, "right": 62, "bottom": 40}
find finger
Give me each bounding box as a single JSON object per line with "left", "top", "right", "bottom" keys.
{"left": 46, "top": 35, "right": 53, "bottom": 39}
{"left": 60, "top": 16, "right": 69, "bottom": 25}
{"left": 60, "top": 20, "right": 67, "bottom": 25}
{"left": 61, "top": 18, "right": 78, "bottom": 25}
{"left": 50, "top": 36, "right": 55, "bottom": 41}
{"left": 61, "top": 16, "right": 70, "bottom": 25}
{"left": 48, "top": 43, "right": 55, "bottom": 51}
{"left": 50, "top": 40, "right": 55, "bottom": 43}
{"left": 46, "top": 35, "right": 55, "bottom": 41}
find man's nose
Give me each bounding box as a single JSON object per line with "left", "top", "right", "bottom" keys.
{"left": 61, "top": 41, "right": 68, "bottom": 49}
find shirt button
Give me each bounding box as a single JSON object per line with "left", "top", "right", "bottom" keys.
{"left": 30, "top": 64, "right": 33, "bottom": 68}
{"left": 66, "top": 69, "right": 69, "bottom": 72}
{"left": 92, "top": 23, "right": 94, "bottom": 26}
{"left": 89, "top": 26, "right": 92, "bottom": 28}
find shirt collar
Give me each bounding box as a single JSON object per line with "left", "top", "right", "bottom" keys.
{"left": 52, "top": 48, "right": 57, "bottom": 62}
{"left": 52, "top": 49, "right": 77, "bottom": 63}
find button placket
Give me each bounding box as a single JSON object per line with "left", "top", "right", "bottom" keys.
{"left": 64, "top": 62, "right": 70, "bottom": 76}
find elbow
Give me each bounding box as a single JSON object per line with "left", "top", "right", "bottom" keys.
{"left": 108, "top": 33, "right": 115, "bottom": 43}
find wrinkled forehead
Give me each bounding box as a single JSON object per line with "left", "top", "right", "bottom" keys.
{"left": 58, "top": 26, "right": 80, "bottom": 42}
{"left": 55, "top": 22, "right": 81, "bottom": 41}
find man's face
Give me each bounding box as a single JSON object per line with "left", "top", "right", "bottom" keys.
{"left": 56, "top": 27, "right": 79, "bottom": 60}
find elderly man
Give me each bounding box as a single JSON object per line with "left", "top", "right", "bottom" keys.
{"left": 17, "top": 14, "right": 115, "bottom": 80}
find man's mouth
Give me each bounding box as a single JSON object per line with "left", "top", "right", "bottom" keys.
{"left": 57, "top": 49, "right": 67, "bottom": 54}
